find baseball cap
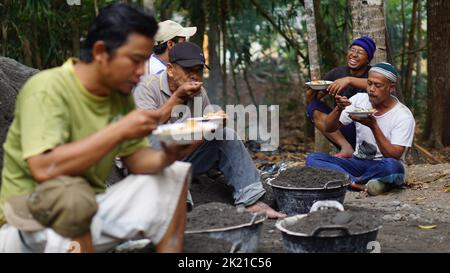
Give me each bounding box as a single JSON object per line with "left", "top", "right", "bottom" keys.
{"left": 169, "top": 42, "right": 210, "bottom": 69}
{"left": 155, "top": 20, "right": 197, "bottom": 45}
{"left": 3, "top": 176, "right": 98, "bottom": 238}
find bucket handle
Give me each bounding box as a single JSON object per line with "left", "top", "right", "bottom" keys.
{"left": 323, "top": 180, "right": 344, "bottom": 189}
{"left": 311, "top": 225, "right": 351, "bottom": 237}
{"left": 249, "top": 212, "right": 266, "bottom": 225}
{"left": 310, "top": 200, "right": 344, "bottom": 212}
{"left": 229, "top": 241, "right": 242, "bottom": 253}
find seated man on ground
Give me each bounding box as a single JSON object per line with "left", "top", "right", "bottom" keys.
{"left": 306, "top": 62, "right": 415, "bottom": 196}
{"left": 306, "top": 36, "right": 376, "bottom": 158}
{"left": 133, "top": 42, "right": 286, "bottom": 219}
{"left": 0, "top": 3, "right": 197, "bottom": 253}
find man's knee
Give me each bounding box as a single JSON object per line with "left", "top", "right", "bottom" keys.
{"left": 4, "top": 176, "right": 97, "bottom": 239}
{"left": 382, "top": 158, "right": 404, "bottom": 175}
{"left": 306, "top": 152, "right": 330, "bottom": 165}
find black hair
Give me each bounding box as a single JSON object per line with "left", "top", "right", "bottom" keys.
{"left": 80, "top": 3, "right": 158, "bottom": 62}
{"left": 153, "top": 36, "right": 182, "bottom": 55}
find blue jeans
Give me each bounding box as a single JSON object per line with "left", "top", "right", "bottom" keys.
{"left": 307, "top": 99, "right": 356, "bottom": 149}
{"left": 306, "top": 152, "right": 405, "bottom": 186}
{"left": 150, "top": 127, "right": 266, "bottom": 206}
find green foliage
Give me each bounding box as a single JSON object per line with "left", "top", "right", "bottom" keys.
{"left": 1, "top": 0, "right": 427, "bottom": 117}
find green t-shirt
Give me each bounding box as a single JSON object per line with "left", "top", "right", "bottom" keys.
{"left": 0, "top": 59, "right": 149, "bottom": 225}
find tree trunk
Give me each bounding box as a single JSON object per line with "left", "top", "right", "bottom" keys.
{"left": 220, "top": 1, "right": 228, "bottom": 108}
{"left": 400, "top": 0, "right": 407, "bottom": 89}
{"left": 71, "top": 5, "right": 81, "bottom": 58}
{"left": 423, "top": 0, "right": 450, "bottom": 147}
{"left": 313, "top": 0, "right": 339, "bottom": 69}
{"left": 205, "top": 0, "right": 221, "bottom": 105}
{"left": 305, "top": 0, "right": 331, "bottom": 153}
{"left": 1, "top": 0, "right": 9, "bottom": 57}
{"left": 412, "top": 0, "right": 423, "bottom": 114}
{"left": 142, "top": 0, "right": 154, "bottom": 11}
{"left": 403, "top": 0, "right": 419, "bottom": 109}
{"left": 94, "top": 0, "right": 99, "bottom": 16}
{"left": 349, "top": 0, "right": 387, "bottom": 64}
{"left": 188, "top": 0, "right": 206, "bottom": 49}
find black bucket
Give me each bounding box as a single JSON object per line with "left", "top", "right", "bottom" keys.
{"left": 184, "top": 213, "right": 266, "bottom": 253}
{"left": 275, "top": 201, "right": 382, "bottom": 253}
{"left": 268, "top": 178, "right": 350, "bottom": 215}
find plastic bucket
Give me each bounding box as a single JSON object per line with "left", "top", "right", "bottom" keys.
{"left": 268, "top": 178, "right": 350, "bottom": 215}
{"left": 275, "top": 201, "right": 382, "bottom": 253}
{"left": 185, "top": 213, "right": 266, "bottom": 253}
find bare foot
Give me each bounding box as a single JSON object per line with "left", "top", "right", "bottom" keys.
{"left": 350, "top": 182, "right": 367, "bottom": 192}
{"left": 245, "top": 201, "right": 287, "bottom": 219}
{"left": 334, "top": 147, "right": 354, "bottom": 158}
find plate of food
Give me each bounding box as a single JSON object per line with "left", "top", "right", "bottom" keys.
{"left": 153, "top": 120, "right": 218, "bottom": 145}
{"left": 348, "top": 107, "right": 377, "bottom": 118}
{"left": 187, "top": 111, "right": 227, "bottom": 125}
{"left": 305, "top": 80, "right": 333, "bottom": 91}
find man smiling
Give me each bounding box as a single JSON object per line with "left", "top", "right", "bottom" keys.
{"left": 306, "top": 63, "right": 415, "bottom": 196}
{"left": 306, "top": 36, "right": 376, "bottom": 157}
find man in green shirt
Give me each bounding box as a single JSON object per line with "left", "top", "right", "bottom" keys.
{"left": 0, "top": 3, "right": 197, "bottom": 253}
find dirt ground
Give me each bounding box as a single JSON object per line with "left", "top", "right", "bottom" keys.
{"left": 185, "top": 163, "right": 450, "bottom": 253}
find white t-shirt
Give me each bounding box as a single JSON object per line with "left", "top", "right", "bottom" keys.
{"left": 145, "top": 54, "right": 167, "bottom": 76}
{"left": 340, "top": 93, "right": 415, "bottom": 160}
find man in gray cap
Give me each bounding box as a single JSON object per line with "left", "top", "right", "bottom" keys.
{"left": 146, "top": 20, "right": 197, "bottom": 76}
{"left": 134, "top": 42, "right": 286, "bottom": 219}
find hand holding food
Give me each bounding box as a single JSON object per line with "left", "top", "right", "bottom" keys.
{"left": 335, "top": 95, "right": 351, "bottom": 110}
{"left": 174, "top": 81, "right": 202, "bottom": 99}
{"left": 327, "top": 77, "right": 351, "bottom": 96}
{"left": 119, "top": 109, "right": 162, "bottom": 140}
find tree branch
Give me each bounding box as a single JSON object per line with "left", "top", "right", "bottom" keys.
{"left": 250, "top": 0, "right": 306, "bottom": 60}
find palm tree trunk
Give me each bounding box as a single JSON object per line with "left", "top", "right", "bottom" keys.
{"left": 403, "top": 0, "right": 419, "bottom": 108}
{"left": 305, "top": 0, "right": 331, "bottom": 153}
{"left": 349, "top": 0, "right": 387, "bottom": 63}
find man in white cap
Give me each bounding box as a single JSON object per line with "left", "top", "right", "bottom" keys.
{"left": 146, "top": 20, "right": 197, "bottom": 76}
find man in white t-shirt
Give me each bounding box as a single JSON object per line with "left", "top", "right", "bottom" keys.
{"left": 306, "top": 62, "right": 415, "bottom": 196}
{"left": 145, "top": 20, "right": 197, "bottom": 76}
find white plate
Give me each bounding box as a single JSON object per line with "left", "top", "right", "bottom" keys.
{"left": 305, "top": 80, "right": 333, "bottom": 91}
{"left": 187, "top": 116, "right": 226, "bottom": 126}
{"left": 348, "top": 111, "right": 377, "bottom": 118}
{"left": 153, "top": 121, "right": 218, "bottom": 145}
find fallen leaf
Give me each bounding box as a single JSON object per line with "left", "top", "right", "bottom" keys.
{"left": 443, "top": 188, "right": 450, "bottom": 193}
{"left": 415, "top": 197, "right": 426, "bottom": 201}
{"left": 418, "top": 225, "right": 437, "bottom": 229}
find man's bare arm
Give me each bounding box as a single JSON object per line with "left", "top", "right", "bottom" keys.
{"left": 122, "top": 142, "right": 201, "bottom": 174}
{"left": 157, "top": 82, "right": 203, "bottom": 123}
{"left": 325, "top": 95, "right": 351, "bottom": 133}
{"left": 27, "top": 110, "right": 160, "bottom": 183}
{"left": 327, "top": 77, "right": 368, "bottom": 96}
{"left": 372, "top": 124, "right": 405, "bottom": 159}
